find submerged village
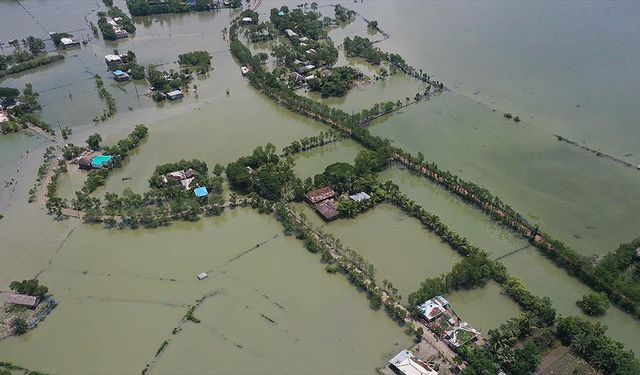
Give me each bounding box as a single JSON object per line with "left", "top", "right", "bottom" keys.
{"left": 1, "top": 1, "right": 640, "bottom": 374}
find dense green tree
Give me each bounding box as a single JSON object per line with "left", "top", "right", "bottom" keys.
{"left": 86, "top": 133, "right": 103, "bottom": 150}
{"left": 9, "top": 279, "right": 48, "bottom": 297}
{"left": 577, "top": 292, "right": 610, "bottom": 315}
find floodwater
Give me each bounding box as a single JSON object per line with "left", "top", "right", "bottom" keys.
{"left": 502, "top": 247, "right": 640, "bottom": 354}
{"left": 2, "top": 0, "right": 640, "bottom": 371}
{"left": 378, "top": 165, "right": 528, "bottom": 259}
{"left": 371, "top": 91, "right": 640, "bottom": 256}
{"left": 292, "top": 138, "right": 362, "bottom": 180}
{"left": 0, "top": 209, "right": 410, "bottom": 374}
{"left": 318, "top": 204, "right": 463, "bottom": 300}
{"left": 445, "top": 281, "right": 521, "bottom": 333}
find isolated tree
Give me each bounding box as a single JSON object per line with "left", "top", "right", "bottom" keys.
{"left": 86, "top": 133, "right": 103, "bottom": 150}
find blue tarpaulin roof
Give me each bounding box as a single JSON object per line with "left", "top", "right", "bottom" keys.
{"left": 91, "top": 154, "right": 113, "bottom": 168}
{"left": 194, "top": 187, "right": 208, "bottom": 197}
{"left": 278, "top": 11, "right": 285, "bottom": 16}
{"left": 113, "top": 70, "right": 125, "bottom": 75}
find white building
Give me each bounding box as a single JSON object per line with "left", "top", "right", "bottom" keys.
{"left": 284, "top": 29, "right": 298, "bottom": 38}
{"left": 418, "top": 295, "right": 449, "bottom": 321}
{"left": 105, "top": 54, "right": 122, "bottom": 64}
{"left": 349, "top": 192, "right": 371, "bottom": 202}
{"left": 388, "top": 350, "right": 438, "bottom": 375}
{"left": 60, "top": 37, "right": 80, "bottom": 48}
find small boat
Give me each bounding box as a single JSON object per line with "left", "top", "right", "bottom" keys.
{"left": 197, "top": 272, "right": 208, "bottom": 280}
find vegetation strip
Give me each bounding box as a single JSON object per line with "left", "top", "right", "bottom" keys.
{"left": 229, "top": 11, "right": 640, "bottom": 322}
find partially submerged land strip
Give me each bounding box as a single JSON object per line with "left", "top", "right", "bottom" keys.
{"left": 553, "top": 133, "right": 638, "bottom": 170}
{"left": 228, "top": 13, "right": 640, "bottom": 322}
{"left": 0, "top": 54, "right": 65, "bottom": 80}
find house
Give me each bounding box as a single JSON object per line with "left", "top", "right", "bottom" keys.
{"left": 288, "top": 72, "right": 305, "bottom": 83}
{"left": 418, "top": 295, "right": 449, "bottom": 321}
{"left": 293, "top": 59, "right": 304, "bottom": 66}
{"left": 241, "top": 17, "right": 254, "bottom": 25}
{"left": 299, "top": 42, "right": 308, "bottom": 47}
{"left": 305, "top": 48, "right": 317, "bottom": 55}
{"left": 104, "top": 54, "right": 122, "bottom": 66}
{"left": 185, "top": 0, "right": 196, "bottom": 5}
{"left": 319, "top": 68, "right": 332, "bottom": 78}
{"left": 305, "top": 186, "right": 336, "bottom": 204}
{"left": 8, "top": 294, "right": 40, "bottom": 309}
{"left": 240, "top": 66, "right": 250, "bottom": 75}
{"left": 166, "top": 90, "right": 184, "bottom": 100}
{"left": 298, "top": 64, "right": 316, "bottom": 74}
{"left": 113, "top": 70, "right": 131, "bottom": 82}
{"left": 445, "top": 322, "right": 481, "bottom": 348}
{"left": 349, "top": 192, "right": 371, "bottom": 202}
{"left": 314, "top": 199, "right": 339, "bottom": 221}
{"left": 298, "top": 36, "right": 309, "bottom": 43}
{"left": 78, "top": 156, "right": 93, "bottom": 170}
{"left": 194, "top": 186, "right": 208, "bottom": 198}
{"left": 305, "top": 74, "right": 316, "bottom": 82}
{"left": 91, "top": 154, "right": 113, "bottom": 169}
{"left": 0, "top": 112, "right": 8, "bottom": 124}
{"left": 284, "top": 29, "right": 298, "bottom": 39}
{"left": 277, "top": 10, "right": 285, "bottom": 16}
{"left": 60, "top": 37, "right": 80, "bottom": 49}
{"left": 388, "top": 350, "right": 438, "bottom": 375}
{"left": 180, "top": 177, "right": 195, "bottom": 190}
{"left": 164, "top": 169, "right": 197, "bottom": 183}
{"left": 635, "top": 247, "right": 640, "bottom": 259}
{"left": 197, "top": 272, "right": 208, "bottom": 280}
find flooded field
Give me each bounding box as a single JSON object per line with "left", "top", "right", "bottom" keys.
{"left": 292, "top": 138, "right": 362, "bottom": 180}
{"left": 319, "top": 204, "right": 462, "bottom": 299}
{"left": 445, "top": 281, "right": 521, "bottom": 332}
{"left": 378, "top": 165, "right": 528, "bottom": 259}
{"left": 0, "top": 209, "right": 409, "bottom": 373}
{"left": 502, "top": 248, "right": 640, "bottom": 354}
{"left": 2, "top": 0, "right": 640, "bottom": 371}
{"left": 371, "top": 91, "right": 640, "bottom": 256}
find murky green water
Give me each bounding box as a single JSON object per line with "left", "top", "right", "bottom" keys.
{"left": 378, "top": 165, "right": 528, "bottom": 258}
{"left": 292, "top": 138, "right": 362, "bottom": 180}
{"left": 318, "top": 204, "right": 462, "bottom": 300}
{"left": 501, "top": 248, "right": 640, "bottom": 354}
{"left": 0, "top": 209, "right": 409, "bottom": 374}
{"left": 371, "top": 91, "right": 640, "bottom": 256}
{"left": 445, "top": 281, "right": 521, "bottom": 332}
{"left": 2, "top": 0, "right": 640, "bottom": 370}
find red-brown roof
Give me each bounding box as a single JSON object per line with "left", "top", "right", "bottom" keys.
{"left": 314, "top": 200, "right": 339, "bottom": 221}
{"left": 305, "top": 187, "right": 336, "bottom": 204}
{"left": 8, "top": 294, "right": 39, "bottom": 308}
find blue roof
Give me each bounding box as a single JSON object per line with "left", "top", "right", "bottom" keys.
{"left": 91, "top": 154, "right": 113, "bottom": 168}
{"left": 113, "top": 70, "right": 125, "bottom": 75}
{"left": 185, "top": 0, "right": 196, "bottom": 4}
{"left": 278, "top": 11, "right": 285, "bottom": 16}
{"left": 194, "top": 187, "right": 208, "bottom": 197}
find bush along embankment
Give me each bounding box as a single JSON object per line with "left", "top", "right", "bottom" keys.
{"left": 274, "top": 203, "right": 408, "bottom": 323}
{"left": 393, "top": 149, "right": 640, "bottom": 320}
{"left": 80, "top": 124, "right": 148, "bottom": 194}
{"left": 229, "top": 12, "right": 640, "bottom": 321}
{"left": 281, "top": 130, "right": 343, "bottom": 156}
{"left": 93, "top": 74, "right": 116, "bottom": 122}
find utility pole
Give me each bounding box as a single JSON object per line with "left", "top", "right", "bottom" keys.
{"left": 134, "top": 84, "right": 141, "bottom": 108}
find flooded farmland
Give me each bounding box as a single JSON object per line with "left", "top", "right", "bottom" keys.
{"left": 1, "top": 0, "right": 640, "bottom": 373}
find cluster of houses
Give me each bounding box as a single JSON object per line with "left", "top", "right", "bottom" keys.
{"left": 104, "top": 55, "right": 134, "bottom": 82}
{"left": 304, "top": 187, "right": 371, "bottom": 221}
{"left": 288, "top": 61, "right": 331, "bottom": 85}
{"left": 418, "top": 295, "right": 481, "bottom": 349}
{"left": 162, "top": 168, "right": 208, "bottom": 198}
{"left": 106, "top": 17, "right": 129, "bottom": 39}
